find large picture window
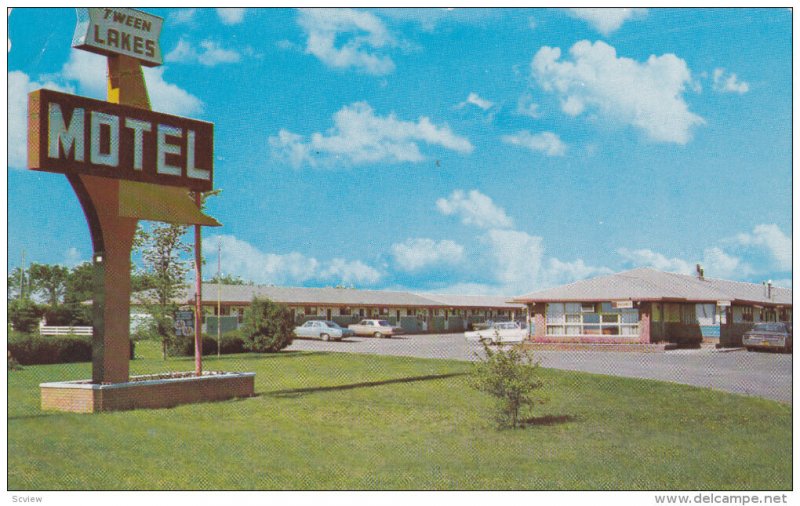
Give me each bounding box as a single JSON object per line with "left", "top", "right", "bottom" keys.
{"left": 546, "top": 302, "right": 639, "bottom": 337}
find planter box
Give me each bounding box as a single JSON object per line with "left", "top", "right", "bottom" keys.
{"left": 40, "top": 371, "right": 255, "bottom": 413}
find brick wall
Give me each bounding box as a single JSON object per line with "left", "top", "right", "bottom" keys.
{"left": 41, "top": 374, "right": 255, "bottom": 413}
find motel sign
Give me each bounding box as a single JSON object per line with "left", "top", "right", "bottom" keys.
{"left": 72, "top": 8, "right": 163, "bottom": 66}
{"left": 28, "top": 89, "right": 213, "bottom": 192}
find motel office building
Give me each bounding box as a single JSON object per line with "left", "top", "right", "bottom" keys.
{"left": 513, "top": 268, "right": 792, "bottom": 347}
{"left": 169, "top": 284, "right": 524, "bottom": 334}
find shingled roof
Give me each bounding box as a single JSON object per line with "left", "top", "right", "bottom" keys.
{"left": 162, "top": 284, "right": 524, "bottom": 309}
{"left": 512, "top": 268, "right": 791, "bottom": 306}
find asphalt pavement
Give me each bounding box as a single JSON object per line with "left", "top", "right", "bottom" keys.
{"left": 286, "top": 333, "right": 793, "bottom": 403}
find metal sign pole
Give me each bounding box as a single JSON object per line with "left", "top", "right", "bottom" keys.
{"left": 194, "top": 192, "right": 203, "bottom": 376}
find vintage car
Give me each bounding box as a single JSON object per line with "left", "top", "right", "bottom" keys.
{"left": 742, "top": 322, "right": 792, "bottom": 353}
{"left": 465, "top": 320, "right": 528, "bottom": 344}
{"left": 293, "top": 320, "right": 354, "bottom": 341}
{"left": 348, "top": 319, "right": 404, "bottom": 338}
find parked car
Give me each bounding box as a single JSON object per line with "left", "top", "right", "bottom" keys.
{"left": 743, "top": 322, "right": 792, "bottom": 353}
{"left": 293, "top": 320, "right": 354, "bottom": 341}
{"left": 348, "top": 319, "right": 404, "bottom": 338}
{"left": 465, "top": 321, "right": 528, "bottom": 344}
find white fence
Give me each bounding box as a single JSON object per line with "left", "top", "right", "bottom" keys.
{"left": 38, "top": 323, "right": 92, "bottom": 336}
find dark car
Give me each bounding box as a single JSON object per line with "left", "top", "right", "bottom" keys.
{"left": 742, "top": 322, "right": 792, "bottom": 353}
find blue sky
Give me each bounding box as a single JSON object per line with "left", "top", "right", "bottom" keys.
{"left": 7, "top": 7, "right": 793, "bottom": 294}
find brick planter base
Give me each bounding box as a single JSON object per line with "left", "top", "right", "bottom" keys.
{"left": 40, "top": 371, "right": 256, "bottom": 413}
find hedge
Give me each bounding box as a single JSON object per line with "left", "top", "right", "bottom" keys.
{"left": 8, "top": 333, "right": 135, "bottom": 366}
{"left": 167, "top": 331, "right": 246, "bottom": 357}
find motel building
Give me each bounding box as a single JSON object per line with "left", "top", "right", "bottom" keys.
{"left": 163, "top": 284, "right": 524, "bottom": 334}
{"left": 512, "top": 267, "right": 792, "bottom": 347}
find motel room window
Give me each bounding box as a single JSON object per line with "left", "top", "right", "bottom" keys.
{"left": 340, "top": 307, "right": 351, "bottom": 316}
{"left": 652, "top": 304, "right": 662, "bottom": 322}
{"left": 304, "top": 306, "right": 315, "bottom": 316}
{"left": 546, "top": 302, "right": 639, "bottom": 337}
{"left": 664, "top": 303, "right": 681, "bottom": 322}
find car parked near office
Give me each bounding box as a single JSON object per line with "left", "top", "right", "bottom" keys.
{"left": 743, "top": 322, "right": 792, "bottom": 353}
{"left": 293, "top": 320, "right": 354, "bottom": 341}
{"left": 348, "top": 319, "right": 404, "bottom": 338}
{"left": 465, "top": 320, "right": 528, "bottom": 344}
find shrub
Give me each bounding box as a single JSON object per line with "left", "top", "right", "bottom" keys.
{"left": 7, "top": 333, "right": 135, "bottom": 365}
{"left": 240, "top": 297, "right": 294, "bottom": 353}
{"left": 166, "top": 331, "right": 246, "bottom": 357}
{"left": 471, "top": 339, "right": 547, "bottom": 429}
{"left": 42, "top": 304, "right": 91, "bottom": 326}
{"left": 8, "top": 299, "right": 44, "bottom": 333}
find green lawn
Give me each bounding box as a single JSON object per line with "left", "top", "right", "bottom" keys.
{"left": 8, "top": 341, "right": 792, "bottom": 490}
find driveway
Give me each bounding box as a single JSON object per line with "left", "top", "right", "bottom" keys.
{"left": 287, "top": 333, "right": 793, "bottom": 403}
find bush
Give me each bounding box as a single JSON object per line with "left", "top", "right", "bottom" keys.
{"left": 8, "top": 299, "right": 44, "bottom": 333}
{"left": 7, "top": 332, "right": 135, "bottom": 365}
{"left": 166, "top": 331, "right": 246, "bottom": 357}
{"left": 471, "top": 340, "right": 547, "bottom": 429}
{"left": 43, "top": 304, "right": 92, "bottom": 326}
{"left": 240, "top": 297, "right": 294, "bottom": 353}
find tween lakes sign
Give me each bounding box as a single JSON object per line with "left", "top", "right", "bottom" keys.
{"left": 72, "top": 8, "right": 163, "bottom": 67}
{"left": 28, "top": 89, "right": 214, "bottom": 192}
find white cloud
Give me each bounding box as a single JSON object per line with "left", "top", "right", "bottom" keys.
{"left": 516, "top": 92, "right": 542, "bottom": 118}
{"left": 169, "top": 8, "right": 197, "bottom": 25}
{"left": 204, "top": 235, "right": 382, "bottom": 286}
{"left": 458, "top": 92, "right": 493, "bottom": 111}
{"left": 701, "top": 247, "right": 752, "bottom": 279}
{"left": 501, "top": 130, "right": 567, "bottom": 157}
{"left": 269, "top": 101, "right": 473, "bottom": 167}
{"left": 216, "top": 8, "right": 246, "bottom": 25}
{"left": 63, "top": 247, "right": 85, "bottom": 268}
{"left": 734, "top": 224, "right": 791, "bottom": 271}
{"left": 712, "top": 68, "right": 749, "bottom": 94}
{"left": 320, "top": 258, "right": 382, "bottom": 285}
{"left": 617, "top": 247, "right": 695, "bottom": 274}
{"left": 8, "top": 70, "right": 74, "bottom": 169}
{"left": 55, "top": 50, "right": 203, "bottom": 116}
{"left": 532, "top": 40, "right": 704, "bottom": 144}
{"left": 569, "top": 8, "right": 647, "bottom": 35}
{"left": 436, "top": 190, "right": 513, "bottom": 230}
{"left": 391, "top": 238, "right": 465, "bottom": 271}
{"left": 166, "top": 39, "right": 241, "bottom": 66}
{"left": 297, "top": 8, "right": 397, "bottom": 75}
{"left": 484, "top": 229, "right": 610, "bottom": 293}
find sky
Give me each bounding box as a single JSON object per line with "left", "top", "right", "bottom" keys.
{"left": 6, "top": 7, "right": 794, "bottom": 295}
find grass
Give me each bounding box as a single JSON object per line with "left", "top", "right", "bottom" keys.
{"left": 7, "top": 340, "right": 792, "bottom": 490}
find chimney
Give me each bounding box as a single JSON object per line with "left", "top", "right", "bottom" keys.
{"left": 768, "top": 280, "right": 773, "bottom": 300}
{"left": 696, "top": 264, "right": 704, "bottom": 280}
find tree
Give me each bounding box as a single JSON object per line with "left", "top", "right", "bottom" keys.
{"left": 64, "top": 262, "right": 94, "bottom": 305}
{"left": 206, "top": 273, "right": 249, "bottom": 285}
{"left": 471, "top": 340, "right": 547, "bottom": 429}
{"left": 134, "top": 222, "right": 192, "bottom": 359}
{"left": 8, "top": 298, "right": 44, "bottom": 333}
{"left": 28, "top": 263, "right": 69, "bottom": 307}
{"left": 240, "top": 297, "right": 294, "bottom": 353}
{"left": 7, "top": 266, "right": 29, "bottom": 301}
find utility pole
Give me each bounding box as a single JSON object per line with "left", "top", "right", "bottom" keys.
{"left": 217, "top": 242, "right": 221, "bottom": 359}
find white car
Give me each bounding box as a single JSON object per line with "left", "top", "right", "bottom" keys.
{"left": 465, "top": 321, "right": 528, "bottom": 344}
{"left": 293, "top": 320, "right": 354, "bottom": 341}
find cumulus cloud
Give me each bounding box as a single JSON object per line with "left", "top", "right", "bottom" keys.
{"left": 436, "top": 190, "right": 514, "bottom": 230}
{"left": 617, "top": 247, "right": 695, "bottom": 274}
{"left": 216, "top": 8, "right": 246, "bottom": 25}
{"left": 569, "top": 8, "right": 647, "bottom": 35}
{"left": 169, "top": 8, "right": 197, "bottom": 25}
{"left": 56, "top": 49, "right": 203, "bottom": 116}
{"left": 297, "top": 8, "right": 397, "bottom": 75}
{"left": 166, "top": 39, "right": 241, "bottom": 66}
{"left": 8, "top": 70, "right": 74, "bottom": 169}
{"left": 531, "top": 40, "right": 704, "bottom": 144}
{"left": 515, "top": 92, "right": 542, "bottom": 118}
{"left": 712, "top": 68, "right": 749, "bottom": 94}
{"left": 269, "top": 101, "right": 473, "bottom": 167}
{"left": 501, "top": 130, "right": 567, "bottom": 156}
{"left": 457, "top": 92, "right": 493, "bottom": 111}
{"left": 733, "top": 224, "right": 791, "bottom": 271}
{"left": 391, "top": 238, "right": 465, "bottom": 272}
{"left": 204, "top": 235, "right": 381, "bottom": 286}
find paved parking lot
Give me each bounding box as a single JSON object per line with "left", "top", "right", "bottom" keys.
{"left": 287, "top": 333, "right": 793, "bottom": 403}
